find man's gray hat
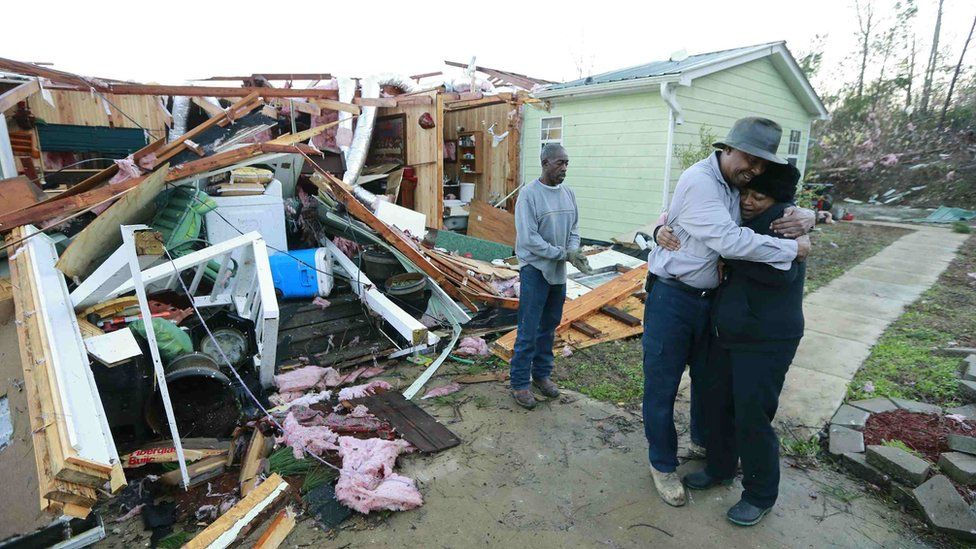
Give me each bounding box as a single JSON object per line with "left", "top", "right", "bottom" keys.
{"left": 713, "top": 117, "right": 787, "bottom": 165}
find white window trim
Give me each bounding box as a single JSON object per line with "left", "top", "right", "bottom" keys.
{"left": 541, "top": 116, "right": 563, "bottom": 145}
{"left": 788, "top": 129, "right": 802, "bottom": 156}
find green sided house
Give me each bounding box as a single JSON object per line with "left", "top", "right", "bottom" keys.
{"left": 521, "top": 41, "right": 829, "bottom": 241}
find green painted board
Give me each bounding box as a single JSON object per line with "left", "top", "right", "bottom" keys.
{"left": 429, "top": 230, "right": 513, "bottom": 261}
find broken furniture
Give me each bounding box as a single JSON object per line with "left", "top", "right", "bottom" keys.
{"left": 70, "top": 227, "right": 280, "bottom": 387}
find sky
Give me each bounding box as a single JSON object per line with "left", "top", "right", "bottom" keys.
{"left": 2, "top": 0, "right": 974, "bottom": 95}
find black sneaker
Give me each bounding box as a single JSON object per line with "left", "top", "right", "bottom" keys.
{"left": 682, "top": 470, "right": 733, "bottom": 490}
{"left": 726, "top": 499, "right": 772, "bottom": 526}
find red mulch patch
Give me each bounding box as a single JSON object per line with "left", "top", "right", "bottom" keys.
{"left": 863, "top": 409, "right": 976, "bottom": 464}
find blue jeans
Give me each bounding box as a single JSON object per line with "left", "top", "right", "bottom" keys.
{"left": 642, "top": 280, "right": 709, "bottom": 472}
{"left": 510, "top": 264, "right": 566, "bottom": 390}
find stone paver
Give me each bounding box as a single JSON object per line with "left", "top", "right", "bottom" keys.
{"left": 958, "top": 380, "right": 976, "bottom": 402}
{"left": 890, "top": 398, "right": 943, "bottom": 415}
{"left": 913, "top": 475, "right": 976, "bottom": 542}
{"left": 778, "top": 224, "right": 968, "bottom": 432}
{"left": 938, "top": 452, "right": 976, "bottom": 485}
{"left": 828, "top": 425, "right": 864, "bottom": 455}
{"left": 849, "top": 397, "right": 898, "bottom": 414}
{"left": 841, "top": 452, "right": 890, "bottom": 488}
{"left": 963, "top": 355, "right": 976, "bottom": 382}
{"left": 830, "top": 405, "right": 871, "bottom": 430}
{"left": 866, "top": 445, "right": 931, "bottom": 486}
{"left": 947, "top": 434, "right": 976, "bottom": 455}
{"left": 947, "top": 404, "right": 976, "bottom": 420}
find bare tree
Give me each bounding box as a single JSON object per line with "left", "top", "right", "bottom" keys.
{"left": 939, "top": 13, "right": 976, "bottom": 127}
{"left": 855, "top": 0, "right": 876, "bottom": 98}
{"left": 905, "top": 36, "right": 917, "bottom": 106}
{"left": 920, "top": 0, "right": 945, "bottom": 113}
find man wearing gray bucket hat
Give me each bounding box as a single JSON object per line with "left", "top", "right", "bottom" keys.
{"left": 639, "top": 117, "right": 814, "bottom": 507}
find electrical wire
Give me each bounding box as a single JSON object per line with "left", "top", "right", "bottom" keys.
{"left": 153, "top": 233, "right": 417, "bottom": 488}
{"left": 24, "top": 157, "right": 123, "bottom": 186}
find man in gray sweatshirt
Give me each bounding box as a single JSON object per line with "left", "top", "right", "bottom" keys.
{"left": 510, "top": 144, "right": 589, "bottom": 409}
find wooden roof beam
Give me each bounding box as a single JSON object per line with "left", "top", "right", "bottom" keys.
{"left": 0, "top": 79, "right": 40, "bottom": 113}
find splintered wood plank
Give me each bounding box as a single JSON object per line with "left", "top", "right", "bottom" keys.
{"left": 466, "top": 200, "right": 516, "bottom": 247}
{"left": 556, "top": 265, "right": 647, "bottom": 331}
{"left": 347, "top": 391, "right": 460, "bottom": 453}
{"left": 254, "top": 508, "right": 296, "bottom": 549}
{"left": 240, "top": 429, "right": 270, "bottom": 496}
{"left": 491, "top": 294, "right": 646, "bottom": 360}
{"left": 184, "top": 474, "right": 289, "bottom": 549}
{"left": 0, "top": 176, "right": 45, "bottom": 217}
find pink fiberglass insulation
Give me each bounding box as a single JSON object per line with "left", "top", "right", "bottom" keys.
{"left": 335, "top": 436, "right": 421, "bottom": 514}
{"left": 349, "top": 405, "right": 371, "bottom": 418}
{"left": 340, "top": 366, "right": 385, "bottom": 385}
{"left": 338, "top": 380, "right": 392, "bottom": 401}
{"left": 454, "top": 336, "right": 489, "bottom": 356}
{"left": 275, "top": 365, "right": 342, "bottom": 393}
{"left": 421, "top": 382, "right": 463, "bottom": 400}
{"left": 279, "top": 410, "right": 339, "bottom": 459}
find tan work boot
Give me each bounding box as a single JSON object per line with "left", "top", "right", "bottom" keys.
{"left": 532, "top": 377, "right": 560, "bottom": 398}
{"left": 650, "top": 466, "right": 687, "bottom": 507}
{"left": 511, "top": 389, "right": 536, "bottom": 409}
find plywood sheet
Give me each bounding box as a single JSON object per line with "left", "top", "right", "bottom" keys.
{"left": 55, "top": 165, "right": 169, "bottom": 279}
{"left": 466, "top": 200, "right": 516, "bottom": 247}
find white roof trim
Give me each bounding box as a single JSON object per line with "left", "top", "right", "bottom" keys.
{"left": 535, "top": 42, "right": 829, "bottom": 120}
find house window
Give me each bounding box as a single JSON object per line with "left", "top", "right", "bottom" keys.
{"left": 541, "top": 116, "right": 563, "bottom": 145}
{"left": 788, "top": 130, "right": 801, "bottom": 156}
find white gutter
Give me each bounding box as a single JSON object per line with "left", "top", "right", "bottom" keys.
{"left": 659, "top": 82, "right": 684, "bottom": 210}
{"left": 533, "top": 75, "right": 676, "bottom": 100}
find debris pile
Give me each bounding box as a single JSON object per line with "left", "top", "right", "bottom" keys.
{"left": 0, "top": 56, "right": 650, "bottom": 547}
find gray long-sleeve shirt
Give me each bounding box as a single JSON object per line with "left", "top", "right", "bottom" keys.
{"left": 647, "top": 152, "right": 797, "bottom": 290}
{"left": 515, "top": 179, "right": 581, "bottom": 285}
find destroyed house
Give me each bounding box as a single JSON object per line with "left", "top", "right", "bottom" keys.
{"left": 524, "top": 41, "right": 829, "bottom": 240}
{"left": 0, "top": 58, "right": 661, "bottom": 547}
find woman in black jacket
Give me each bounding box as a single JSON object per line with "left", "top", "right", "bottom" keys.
{"left": 682, "top": 163, "right": 805, "bottom": 527}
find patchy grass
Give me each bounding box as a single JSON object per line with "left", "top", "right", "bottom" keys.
{"left": 952, "top": 221, "right": 972, "bottom": 234}
{"left": 781, "top": 435, "right": 821, "bottom": 460}
{"left": 805, "top": 222, "right": 911, "bottom": 294}
{"left": 881, "top": 439, "right": 923, "bottom": 459}
{"left": 848, "top": 235, "right": 976, "bottom": 408}
{"left": 553, "top": 339, "right": 644, "bottom": 407}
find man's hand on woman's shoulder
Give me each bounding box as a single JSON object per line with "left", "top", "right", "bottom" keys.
{"left": 770, "top": 207, "right": 815, "bottom": 238}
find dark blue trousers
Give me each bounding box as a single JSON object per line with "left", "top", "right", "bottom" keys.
{"left": 702, "top": 341, "right": 797, "bottom": 509}
{"left": 641, "top": 281, "right": 708, "bottom": 473}
{"left": 509, "top": 265, "right": 566, "bottom": 391}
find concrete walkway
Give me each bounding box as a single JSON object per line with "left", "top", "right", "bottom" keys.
{"left": 778, "top": 222, "right": 969, "bottom": 433}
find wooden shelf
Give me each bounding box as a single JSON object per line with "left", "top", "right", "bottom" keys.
{"left": 457, "top": 131, "right": 484, "bottom": 177}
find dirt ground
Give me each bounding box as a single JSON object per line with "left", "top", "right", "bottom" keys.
{"left": 292, "top": 381, "right": 939, "bottom": 548}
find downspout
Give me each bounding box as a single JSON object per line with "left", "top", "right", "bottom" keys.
{"left": 659, "top": 82, "right": 684, "bottom": 210}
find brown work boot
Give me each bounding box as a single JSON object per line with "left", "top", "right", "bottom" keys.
{"left": 532, "top": 378, "right": 560, "bottom": 398}
{"left": 511, "top": 389, "right": 536, "bottom": 409}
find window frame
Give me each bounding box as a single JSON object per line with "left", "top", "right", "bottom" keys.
{"left": 541, "top": 116, "right": 563, "bottom": 146}
{"left": 787, "top": 129, "right": 802, "bottom": 156}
